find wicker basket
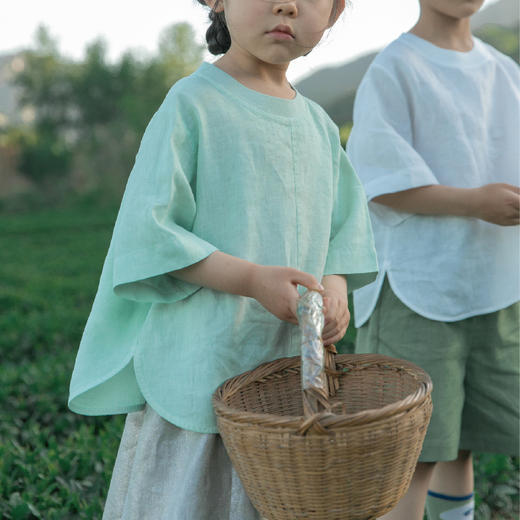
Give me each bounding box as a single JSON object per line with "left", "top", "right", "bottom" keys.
{"left": 213, "top": 341, "right": 433, "bottom": 519}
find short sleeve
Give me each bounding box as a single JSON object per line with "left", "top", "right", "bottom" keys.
{"left": 111, "top": 89, "right": 217, "bottom": 303}
{"left": 323, "top": 145, "right": 378, "bottom": 293}
{"left": 347, "top": 64, "right": 439, "bottom": 225}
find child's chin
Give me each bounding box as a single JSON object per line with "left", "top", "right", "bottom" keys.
{"left": 453, "top": 1, "right": 484, "bottom": 18}
{"left": 459, "top": 6, "right": 482, "bottom": 17}
{"left": 255, "top": 46, "right": 301, "bottom": 65}
{"left": 258, "top": 54, "right": 294, "bottom": 67}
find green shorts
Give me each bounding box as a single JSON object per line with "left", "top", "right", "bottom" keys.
{"left": 356, "top": 278, "right": 519, "bottom": 462}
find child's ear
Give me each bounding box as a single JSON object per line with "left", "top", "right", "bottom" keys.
{"left": 328, "top": 0, "right": 345, "bottom": 27}
{"left": 205, "top": 0, "right": 224, "bottom": 13}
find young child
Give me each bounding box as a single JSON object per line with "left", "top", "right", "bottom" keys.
{"left": 68, "top": 1, "right": 378, "bottom": 518}
{"left": 347, "top": 1, "right": 520, "bottom": 519}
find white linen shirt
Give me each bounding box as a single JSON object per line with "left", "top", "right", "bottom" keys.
{"left": 348, "top": 33, "right": 520, "bottom": 326}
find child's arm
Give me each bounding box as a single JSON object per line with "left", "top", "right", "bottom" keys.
{"left": 373, "top": 183, "right": 520, "bottom": 226}
{"left": 169, "top": 251, "right": 323, "bottom": 324}
{"left": 321, "top": 274, "right": 349, "bottom": 347}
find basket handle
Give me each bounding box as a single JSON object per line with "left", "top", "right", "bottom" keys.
{"left": 297, "top": 291, "right": 341, "bottom": 424}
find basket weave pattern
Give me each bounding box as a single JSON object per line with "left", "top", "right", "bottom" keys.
{"left": 214, "top": 352, "right": 433, "bottom": 520}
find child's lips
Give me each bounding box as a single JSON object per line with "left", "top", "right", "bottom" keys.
{"left": 267, "top": 31, "right": 295, "bottom": 41}
{"left": 267, "top": 24, "right": 295, "bottom": 40}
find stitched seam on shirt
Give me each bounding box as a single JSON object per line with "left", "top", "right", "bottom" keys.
{"left": 290, "top": 124, "right": 299, "bottom": 271}
{"left": 289, "top": 124, "right": 298, "bottom": 356}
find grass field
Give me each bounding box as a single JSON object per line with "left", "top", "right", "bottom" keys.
{"left": 0, "top": 205, "right": 518, "bottom": 519}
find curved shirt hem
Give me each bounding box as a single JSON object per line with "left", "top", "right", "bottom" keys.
{"left": 133, "top": 347, "right": 220, "bottom": 434}
{"left": 69, "top": 353, "right": 137, "bottom": 408}
{"left": 355, "top": 270, "right": 520, "bottom": 326}
{"left": 68, "top": 402, "right": 145, "bottom": 416}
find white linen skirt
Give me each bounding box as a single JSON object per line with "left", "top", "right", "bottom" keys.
{"left": 102, "top": 405, "right": 262, "bottom": 520}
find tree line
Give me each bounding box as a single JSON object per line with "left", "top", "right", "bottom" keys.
{"left": 2, "top": 24, "right": 203, "bottom": 203}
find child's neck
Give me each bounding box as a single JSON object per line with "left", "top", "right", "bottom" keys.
{"left": 410, "top": 9, "right": 474, "bottom": 52}
{"left": 214, "top": 47, "right": 296, "bottom": 100}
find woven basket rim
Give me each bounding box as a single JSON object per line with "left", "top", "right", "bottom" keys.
{"left": 213, "top": 353, "right": 433, "bottom": 432}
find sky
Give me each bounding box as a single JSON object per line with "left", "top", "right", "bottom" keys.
{"left": 3, "top": 0, "right": 499, "bottom": 82}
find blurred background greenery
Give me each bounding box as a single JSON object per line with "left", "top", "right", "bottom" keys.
{"left": 1, "top": 23, "right": 203, "bottom": 209}
{"left": 0, "top": 7, "right": 518, "bottom": 519}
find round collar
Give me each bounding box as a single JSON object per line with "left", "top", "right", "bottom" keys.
{"left": 400, "top": 32, "right": 489, "bottom": 68}
{"left": 197, "top": 61, "right": 305, "bottom": 118}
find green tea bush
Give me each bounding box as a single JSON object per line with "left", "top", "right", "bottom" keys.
{"left": 0, "top": 207, "right": 124, "bottom": 519}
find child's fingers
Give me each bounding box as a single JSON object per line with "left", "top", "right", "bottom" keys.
{"left": 504, "top": 183, "right": 520, "bottom": 195}
{"left": 323, "top": 321, "right": 345, "bottom": 339}
{"left": 322, "top": 327, "right": 338, "bottom": 340}
{"left": 290, "top": 270, "right": 324, "bottom": 293}
{"left": 323, "top": 327, "right": 347, "bottom": 346}
{"left": 322, "top": 295, "right": 329, "bottom": 315}
{"left": 323, "top": 307, "right": 350, "bottom": 339}
{"left": 323, "top": 320, "right": 340, "bottom": 338}
{"left": 322, "top": 296, "right": 336, "bottom": 322}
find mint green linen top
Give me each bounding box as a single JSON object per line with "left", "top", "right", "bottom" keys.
{"left": 68, "top": 62, "right": 378, "bottom": 433}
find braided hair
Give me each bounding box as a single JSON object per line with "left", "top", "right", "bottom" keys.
{"left": 198, "top": 0, "right": 231, "bottom": 55}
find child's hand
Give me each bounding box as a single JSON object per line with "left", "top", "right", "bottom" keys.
{"left": 471, "top": 183, "right": 520, "bottom": 226}
{"left": 249, "top": 266, "right": 323, "bottom": 324}
{"left": 321, "top": 275, "right": 350, "bottom": 346}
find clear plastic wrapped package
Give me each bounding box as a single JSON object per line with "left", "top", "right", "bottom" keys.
{"left": 297, "top": 290, "right": 325, "bottom": 393}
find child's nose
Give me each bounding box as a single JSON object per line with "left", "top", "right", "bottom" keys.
{"left": 272, "top": 1, "right": 298, "bottom": 17}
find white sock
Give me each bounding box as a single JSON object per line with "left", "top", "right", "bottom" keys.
{"left": 426, "top": 490, "right": 474, "bottom": 520}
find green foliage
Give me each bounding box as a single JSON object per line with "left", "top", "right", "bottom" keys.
{"left": 339, "top": 123, "right": 352, "bottom": 149}
{"left": 474, "top": 453, "right": 520, "bottom": 519}
{"left": 0, "top": 206, "right": 124, "bottom": 518}
{"left": 15, "top": 127, "right": 72, "bottom": 184}
{"left": 13, "top": 23, "right": 203, "bottom": 198}
{"left": 158, "top": 23, "right": 206, "bottom": 85}
{"left": 15, "top": 27, "right": 75, "bottom": 129}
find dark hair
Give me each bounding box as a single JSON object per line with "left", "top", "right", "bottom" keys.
{"left": 198, "top": 1, "right": 231, "bottom": 55}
